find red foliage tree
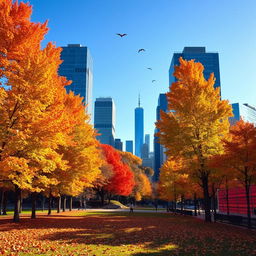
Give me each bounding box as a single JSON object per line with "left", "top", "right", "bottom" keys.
{"left": 101, "top": 144, "right": 134, "bottom": 196}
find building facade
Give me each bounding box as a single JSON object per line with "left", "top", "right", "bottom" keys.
{"left": 169, "top": 47, "right": 221, "bottom": 90}
{"left": 59, "top": 44, "right": 93, "bottom": 119}
{"left": 153, "top": 93, "right": 168, "bottom": 181}
{"left": 145, "top": 134, "right": 150, "bottom": 149}
{"left": 94, "top": 98, "right": 116, "bottom": 146}
{"left": 141, "top": 143, "right": 149, "bottom": 159}
{"left": 125, "top": 140, "right": 133, "bottom": 154}
{"left": 230, "top": 103, "right": 256, "bottom": 126}
{"left": 135, "top": 98, "right": 144, "bottom": 157}
{"left": 114, "top": 138, "right": 123, "bottom": 151}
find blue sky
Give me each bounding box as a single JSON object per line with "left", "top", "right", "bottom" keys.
{"left": 28, "top": 0, "right": 256, "bottom": 151}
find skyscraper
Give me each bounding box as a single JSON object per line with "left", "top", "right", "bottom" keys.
{"left": 59, "top": 44, "right": 93, "bottom": 119}
{"left": 135, "top": 96, "right": 144, "bottom": 157}
{"left": 169, "top": 47, "right": 221, "bottom": 90}
{"left": 94, "top": 98, "right": 116, "bottom": 146}
{"left": 125, "top": 140, "right": 133, "bottom": 154}
{"left": 141, "top": 143, "right": 149, "bottom": 159}
{"left": 230, "top": 103, "right": 256, "bottom": 126}
{"left": 114, "top": 138, "right": 123, "bottom": 151}
{"left": 145, "top": 134, "right": 150, "bottom": 149}
{"left": 153, "top": 93, "right": 168, "bottom": 181}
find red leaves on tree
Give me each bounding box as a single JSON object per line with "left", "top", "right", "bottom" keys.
{"left": 100, "top": 144, "right": 134, "bottom": 196}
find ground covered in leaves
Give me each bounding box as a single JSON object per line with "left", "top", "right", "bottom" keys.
{"left": 0, "top": 210, "right": 255, "bottom": 256}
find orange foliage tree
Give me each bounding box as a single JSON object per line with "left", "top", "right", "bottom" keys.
{"left": 96, "top": 145, "right": 135, "bottom": 204}
{"left": 216, "top": 120, "right": 256, "bottom": 228}
{"left": 156, "top": 57, "right": 232, "bottom": 222}
{"left": 0, "top": 0, "right": 101, "bottom": 222}
{"left": 120, "top": 151, "right": 152, "bottom": 202}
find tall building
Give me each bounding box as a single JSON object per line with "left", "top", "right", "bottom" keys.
{"left": 153, "top": 93, "right": 168, "bottom": 181}
{"left": 169, "top": 47, "right": 221, "bottom": 90}
{"left": 125, "top": 140, "right": 133, "bottom": 154}
{"left": 145, "top": 134, "right": 150, "bottom": 149}
{"left": 59, "top": 44, "right": 93, "bottom": 119}
{"left": 135, "top": 96, "right": 144, "bottom": 157}
{"left": 94, "top": 98, "right": 116, "bottom": 146}
{"left": 141, "top": 143, "right": 149, "bottom": 159}
{"left": 230, "top": 103, "right": 256, "bottom": 126}
{"left": 114, "top": 138, "right": 123, "bottom": 151}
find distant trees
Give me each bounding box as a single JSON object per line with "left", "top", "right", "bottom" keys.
{"left": 94, "top": 145, "right": 135, "bottom": 204}
{"left": 120, "top": 152, "right": 152, "bottom": 201}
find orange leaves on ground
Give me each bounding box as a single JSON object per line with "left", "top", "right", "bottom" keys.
{"left": 0, "top": 212, "right": 255, "bottom": 256}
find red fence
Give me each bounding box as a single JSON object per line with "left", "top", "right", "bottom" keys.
{"left": 217, "top": 185, "right": 256, "bottom": 216}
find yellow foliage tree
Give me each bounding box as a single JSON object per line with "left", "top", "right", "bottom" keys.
{"left": 156, "top": 57, "right": 232, "bottom": 222}
{"left": 158, "top": 158, "right": 189, "bottom": 207}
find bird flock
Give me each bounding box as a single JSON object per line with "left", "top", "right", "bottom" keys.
{"left": 116, "top": 33, "right": 156, "bottom": 84}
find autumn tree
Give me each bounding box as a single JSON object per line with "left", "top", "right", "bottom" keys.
{"left": 0, "top": 0, "right": 102, "bottom": 221}
{"left": 217, "top": 120, "right": 256, "bottom": 228}
{"left": 209, "top": 154, "right": 237, "bottom": 216}
{"left": 50, "top": 92, "right": 102, "bottom": 213}
{"left": 156, "top": 57, "right": 232, "bottom": 222}
{"left": 120, "top": 151, "right": 152, "bottom": 201}
{"left": 97, "top": 145, "right": 135, "bottom": 203}
{"left": 158, "top": 157, "right": 190, "bottom": 210}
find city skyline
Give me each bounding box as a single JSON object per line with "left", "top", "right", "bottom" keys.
{"left": 28, "top": 0, "right": 256, "bottom": 149}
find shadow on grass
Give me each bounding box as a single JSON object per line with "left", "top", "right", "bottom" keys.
{"left": 0, "top": 211, "right": 255, "bottom": 256}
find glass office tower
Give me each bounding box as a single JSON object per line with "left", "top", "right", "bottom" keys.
{"left": 114, "top": 138, "right": 123, "bottom": 151}
{"left": 153, "top": 93, "right": 168, "bottom": 181}
{"left": 230, "top": 103, "right": 256, "bottom": 126}
{"left": 59, "top": 44, "right": 93, "bottom": 120}
{"left": 169, "top": 47, "right": 221, "bottom": 90}
{"left": 94, "top": 98, "right": 116, "bottom": 146}
{"left": 135, "top": 97, "right": 144, "bottom": 157}
{"left": 125, "top": 140, "right": 133, "bottom": 154}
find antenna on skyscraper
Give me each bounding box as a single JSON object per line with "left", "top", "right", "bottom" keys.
{"left": 138, "top": 94, "right": 141, "bottom": 107}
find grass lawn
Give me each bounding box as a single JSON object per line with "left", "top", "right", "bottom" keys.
{"left": 0, "top": 210, "right": 255, "bottom": 256}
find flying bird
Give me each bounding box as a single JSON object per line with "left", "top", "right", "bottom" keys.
{"left": 152, "top": 80, "right": 156, "bottom": 83}
{"left": 147, "top": 67, "right": 152, "bottom": 70}
{"left": 138, "top": 48, "right": 145, "bottom": 53}
{"left": 116, "top": 33, "right": 127, "bottom": 37}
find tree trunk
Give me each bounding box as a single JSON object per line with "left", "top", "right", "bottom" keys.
{"left": 13, "top": 185, "right": 21, "bottom": 222}
{"left": 31, "top": 192, "right": 37, "bottom": 219}
{"left": 79, "top": 197, "right": 82, "bottom": 210}
{"left": 198, "top": 200, "right": 201, "bottom": 215}
{"left": 211, "top": 184, "right": 217, "bottom": 222}
{"left": 48, "top": 194, "right": 52, "bottom": 215}
{"left": 202, "top": 175, "right": 211, "bottom": 222}
{"left": 19, "top": 194, "right": 23, "bottom": 213}
{"left": 69, "top": 196, "right": 72, "bottom": 211}
{"left": 42, "top": 196, "right": 45, "bottom": 212}
{"left": 99, "top": 190, "right": 105, "bottom": 206}
{"left": 225, "top": 178, "right": 230, "bottom": 216}
{"left": 62, "top": 196, "right": 66, "bottom": 212}
{"left": 194, "top": 193, "right": 197, "bottom": 216}
{"left": 181, "top": 195, "right": 184, "bottom": 213}
{"left": 0, "top": 189, "right": 3, "bottom": 215}
{"left": 57, "top": 196, "right": 61, "bottom": 213}
{"left": 245, "top": 183, "right": 251, "bottom": 229}
{"left": 2, "top": 191, "right": 7, "bottom": 215}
